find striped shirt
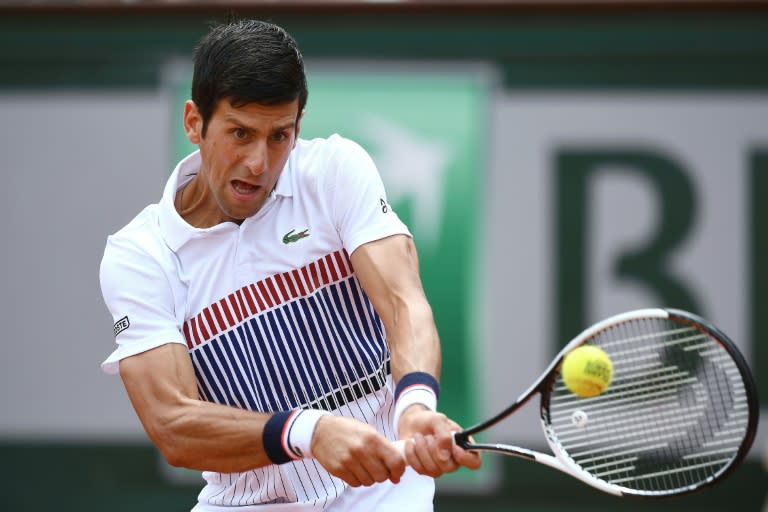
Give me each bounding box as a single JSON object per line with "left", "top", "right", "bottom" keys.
{"left": 100, "top": 135, "right": 427, "bottom": 510}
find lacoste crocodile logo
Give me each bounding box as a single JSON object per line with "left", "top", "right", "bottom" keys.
{"left": 282, "top": 228, "right": 310, "bottom": 244}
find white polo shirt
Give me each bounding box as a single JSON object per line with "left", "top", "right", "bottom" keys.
{"left": 99, "top": 135, "right": 433, "bottom": 511}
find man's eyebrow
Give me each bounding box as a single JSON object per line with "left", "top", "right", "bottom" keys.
{"left": 223, "top": 116, "right": 296, "bottom": 132}
{"left": 272, "top": 120, "right": 297, "bottom": 131}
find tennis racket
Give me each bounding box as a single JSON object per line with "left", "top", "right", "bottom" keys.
{"left": 397, "top": 308, "right": 759, "bottom": 498}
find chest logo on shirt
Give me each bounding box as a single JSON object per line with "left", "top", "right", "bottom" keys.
{"left": 282, "top": 228, "right": 310, "bottom": 245}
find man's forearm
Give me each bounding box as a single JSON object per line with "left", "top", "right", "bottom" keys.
{"left": 144, "top": 397, "right": 275, "bottom": 472}
{"left": 388, "top": 300, "right": 442, "bottom": 381}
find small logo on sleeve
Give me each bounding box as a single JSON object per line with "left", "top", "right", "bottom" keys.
{"left": 282, "top": 228, "right": 310, "bottom": 244}
{"left": 113, "top": 316, "right": 130, "bottom": 337}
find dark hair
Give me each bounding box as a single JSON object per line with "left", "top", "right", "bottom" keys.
{"left": 192, "top": 19, "right": 308, "bottom": 136}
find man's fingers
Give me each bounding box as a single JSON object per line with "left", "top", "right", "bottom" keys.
{"left": 407, "top": 433, "right": 459, "bottom": 477}
{"left": 350, "top": 459, "right": 377, "bottom": 487}
{"left": 452, "top": 443, "right": 482, "bottom": 470}
{"left": 348, "top": 439, "right": 406, "bottom": 486}
{"left": 396, "top": 409, "right": 483, "bottom": 478}
{"left": 406, "top": 434, "right": 440, "bottom": 477}
{"left": 312, "top": 416, "right": 409, "bottom": 487}
{"left": 451, "top": 432, "right": 481, "bottom": 470}
{"left": 433, "top": 433, "right": 459, "bottom": 473}
{"left": 363, "top": 454, "right": 397, "bottom": 485}
{"left": 381, "top": 444, "right": 406, "bottom": 484}
{"left": 333, "top": 467, "right": 363, "bottom": 487}
{"left": 409, "top": 430, "right": 478, "bottom": 476}
{"left": 328, "top": 452, "right": 405, "bottom": 487}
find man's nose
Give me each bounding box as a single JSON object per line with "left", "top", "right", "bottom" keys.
{"left": 244, "top": 141, "right": 267, "bottom": 175}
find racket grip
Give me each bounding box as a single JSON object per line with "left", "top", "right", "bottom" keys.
{"left": 393, "top": 439, "right": 407, "bottom": 458}
{"left": 392, "top": 432, "right": 459, "bottom": 459}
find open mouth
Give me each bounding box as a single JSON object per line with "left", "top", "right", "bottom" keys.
{"left": 232, "top": 180, "right": 259, "bottom": 195}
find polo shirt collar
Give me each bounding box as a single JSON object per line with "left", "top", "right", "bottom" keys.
{"left": 273, "top": 147, "right": 295, "bottom": 198}
{"left": 157, "top": 149, "right": 295, "bottom": 252}
{"left": 158, "top": 150, "right": 204, "bottom": 252}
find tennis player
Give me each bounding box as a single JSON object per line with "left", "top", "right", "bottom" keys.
{"left": 99, "top": 18, "right": 480, "bottom": 511}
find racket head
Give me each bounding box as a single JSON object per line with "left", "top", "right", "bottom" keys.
{"left": 540, "top": 308, "right": 759, "bottom": 498}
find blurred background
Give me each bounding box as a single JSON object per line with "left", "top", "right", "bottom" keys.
{"left": 1, "top": 0, "right": 767, "bottom": 510}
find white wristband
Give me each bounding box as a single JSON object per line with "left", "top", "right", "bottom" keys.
{"left": 392, "top": 386, "right": 438, "bottom": 437}
{"left": 286, "top": 409, "right": 332, "bottom": 459}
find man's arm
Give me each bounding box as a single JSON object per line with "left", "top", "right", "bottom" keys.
{"left": 119, "top": 342, "right": 406, "bottom": 485}
{"left": 350, "top": 235, "right": 440, "bottom": 381}
{"left": 350, "top": 234, "right": 481, "bottom": 476}
{"left": 119, "top": 343, "right": 272, "bottom": 472}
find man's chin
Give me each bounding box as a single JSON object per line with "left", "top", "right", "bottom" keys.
{"left": 223, "top": 204, "right": 263, "bottom": 223}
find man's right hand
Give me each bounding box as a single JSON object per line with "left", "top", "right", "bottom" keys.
{"left": 311, "top": 415, "right": 406, "bottom": 487}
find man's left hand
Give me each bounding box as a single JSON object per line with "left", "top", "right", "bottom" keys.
{"left": 397, "top": 406, "right": 481, "bottom": 477}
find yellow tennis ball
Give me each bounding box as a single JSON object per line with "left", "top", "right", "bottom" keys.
{"left": 562, "top": 345, "right": 613, "bottom": 397}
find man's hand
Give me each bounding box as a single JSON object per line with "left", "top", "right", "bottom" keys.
{"left": 397, "top": 405, "right": 481, "bottom": 477}
{"left": 311, "top": 415, "right": 406, "bottom": 487}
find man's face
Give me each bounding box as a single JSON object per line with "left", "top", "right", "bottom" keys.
{"left": 184, "top": 98, "right": 301, "bottom": 223}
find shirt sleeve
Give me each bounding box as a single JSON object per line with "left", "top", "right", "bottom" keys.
{"left": 324, "top": 137, "right": 412, "bottom": 254}
{"left": 99, "top": 233, "right": 186, "bottom": 375}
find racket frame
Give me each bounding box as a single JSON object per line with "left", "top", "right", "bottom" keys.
{"left": 453, "top": 308, "right": 759, "bottom": 498}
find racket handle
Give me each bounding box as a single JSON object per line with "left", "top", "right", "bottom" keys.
{"left": 393, "top": 439, "right": 407, "bottom": 458}
{"left": 392, "top": 432, "right": 459, "bottom": 459}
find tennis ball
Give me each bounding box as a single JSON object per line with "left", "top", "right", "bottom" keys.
{"left": 561, "top": 345, "right": 613, "bottom": 398}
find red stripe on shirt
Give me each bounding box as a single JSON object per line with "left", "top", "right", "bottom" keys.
{"left": 292, "top": 269, "right": 306, "bottom": 296}
{"left": 265, "top": 278, "right": 281, "bottom": 305}
{"left": 274, "top": 274, "right": 290, "bottom": 303}
{"left": 301, "top": 266, "right": 314, "bottom": 294}
{"left": 325, "top": 254, "right": 339, "bottom": 282}
{"left": 232, "top": 290, "right": 246, "bottom": 321}
{"left": 197, "top": 312, "right": 211, "bottom": 341}
{"left": 183, "top": 323, "right": 194, "bottom": 349}
{"left": 186, "top": 251, "right": 359, "bottom": 347}
{"left": 317, "top": 259, "right": 330, "bottom": 286}
{"left": 283, "top": 272, "right": 299, "bottom": 299}
{"left": 247, "top": 284, "right": 265, "bottom": 313}
{"left": 257, "top": 281, "right": 275, "bottom": 309}
{"left": 345, "top": 250, "right": 354, "bottom": 273}
{"left": 189, "top": 316, "right": 202, "bottom": 347}
{"left": 221, "top": 296, "right": 236, "bottom": 325}
{"left": 309, "top": 261, "right": 322, "bottom": 289}
{"left": 211, "top": 302, "right": 227, "bottom": 333}
{"left": 203, "top": 308, "right": 219, "bottom": 338}
{"left": 334, "top": 251, "right": 350, "bottom": 279}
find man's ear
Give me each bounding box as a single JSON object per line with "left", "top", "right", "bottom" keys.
{"left": 184, "top": 100, "right": 203, "bottom": 144}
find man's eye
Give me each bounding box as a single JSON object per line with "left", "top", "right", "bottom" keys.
{"left": 272, "top": 132, "right": 287, "bottom": 142}
{"left": 233, "top": 129, "right": 247, "bottom": 139}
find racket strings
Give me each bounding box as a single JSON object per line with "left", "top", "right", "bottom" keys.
{"left": 546, "top": 318, "right": 749, "bottom": 494}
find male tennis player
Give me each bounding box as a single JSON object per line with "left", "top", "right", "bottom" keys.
{"left": 99, "top": 18, "right": 480, "bottom": 511}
